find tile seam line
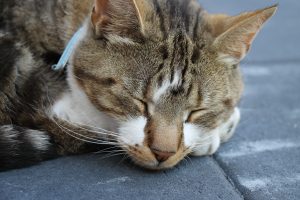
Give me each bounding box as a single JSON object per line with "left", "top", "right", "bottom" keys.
{"left": 212, "top": 155, "right": 245, "bottom": 200}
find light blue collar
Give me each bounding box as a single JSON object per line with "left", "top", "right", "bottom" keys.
{"left": 52, "top": 27, "right": 85, "bottom": 71}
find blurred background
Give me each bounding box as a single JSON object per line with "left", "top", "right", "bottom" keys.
{"left": 0, "top": 1, "right": 299, "bottom": 200}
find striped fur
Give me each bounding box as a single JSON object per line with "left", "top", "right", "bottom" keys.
{"left": 0, "top": 33, "right": 100, "bottom": 171}
{"left": 0, "top": 125, "right": 56, "bottom": 171}
{"left": 0, "top": 0, "right": 276, "bottom": 170}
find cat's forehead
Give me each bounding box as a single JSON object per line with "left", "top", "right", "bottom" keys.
{"left": 109, "top": 36, "right": 225, "bottom": 99}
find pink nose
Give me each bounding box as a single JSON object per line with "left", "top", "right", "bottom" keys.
{"left": 151, "top": 149, "right": 175, "bottom": 162}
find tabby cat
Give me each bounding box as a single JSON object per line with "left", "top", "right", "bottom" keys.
{"left": 0, "top": 0, "right": 276, "bottom": 171}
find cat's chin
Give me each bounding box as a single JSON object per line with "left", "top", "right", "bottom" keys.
{"left": 130, "top": 158, "right": 181, "bottom": 171}
{"left": 123, "top": 146, "right": 189, "bottom": 170}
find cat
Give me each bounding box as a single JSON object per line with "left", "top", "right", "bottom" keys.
{"left": 0, "top": 0, "right": 277, "bottom": 171}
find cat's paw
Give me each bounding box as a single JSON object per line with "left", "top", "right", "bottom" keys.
{"left": 191, "top": 133, "right": 221, "bottom": 156}
{"left": 190, "top": 108, "right": 240, "bottom": 157}
{"left": 220, "top": 108, "right": 240, "bottom": 143}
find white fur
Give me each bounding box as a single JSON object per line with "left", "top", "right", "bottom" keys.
{"left": 218, "top": 53, "right": 240, "bottom": 65}
{"left": 219, "top": 107, "right": 241, "bottom": 142}
{"left": 183, "top": 123, "right": 204, "bottom": 147}
{"left": 118, "top": 117, "right": 147, "bottom": 146}
{"left": 26, "top": 130, "right": 50, "bottom": 151}
{"left": 192, "top": 133, "right": 220, "bottom": 156}
{"left": 183, "top": 108, "right": 240, "bottom": 156}
{"left": 1, "top": 126, "right": 18, "bottom": 143}
{"left": 153, "top": 80, "right": 171, "bottom": 102}
{"left": 52, "top": 92, "right": 117, "bottom": 135}
{"left": 153, "top": 70, "right": 182, "bottom": 102}
{"left": 184, "top": 123, "right": 220, "bottom": 156}
{"left": 107, "top": 34, "right": 136, "bottom": 45}
{"left": 16, "top": 46, "right": 36, "bottom": 75}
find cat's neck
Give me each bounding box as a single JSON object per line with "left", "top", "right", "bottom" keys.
{"left": 51, "top": 15, "right": 118, "bottom": 133}
{"left": 51, "top": 63, "right": 118, "bottom": 133}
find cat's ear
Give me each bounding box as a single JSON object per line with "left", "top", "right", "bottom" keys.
{"left": 91, "top": 0, "right": 154, "bottom": 39}
{"left": 91, "top": 0, "right": 109, "bottom": 32}
{"left": 209, "top": 5, "right": 277, "bottom": 65}
{"left": 132, "top": 0, "right": 155, "bottom": 35}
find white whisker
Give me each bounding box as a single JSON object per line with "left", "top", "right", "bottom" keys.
{"left": 53, "top": 119, "right": 118, "bottom": 145}
{"left": 62, "top": 119, "right": 120, "bottom": 137}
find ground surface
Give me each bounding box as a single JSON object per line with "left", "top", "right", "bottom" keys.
{"left": 1, "top": 1, "right": 299, "bottom": 200}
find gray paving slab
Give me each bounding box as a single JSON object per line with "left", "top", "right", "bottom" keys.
{"left": 0, "top": 156, "right": 242, "bottom": 200}
{"left": 200, "top": 0, "right": 300, "bottom": 63}
{"left": 216, "top": 63, "right": 300, "bottom": 200}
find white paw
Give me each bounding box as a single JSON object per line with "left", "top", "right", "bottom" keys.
{"left": 191, "top": 132, "right": 221, "bottom": 156}
{"left": 189, "top": 108, "right": 240, "bottom": 157}
{"left": 220, "top": 108, "right": 240, "bottom": 143}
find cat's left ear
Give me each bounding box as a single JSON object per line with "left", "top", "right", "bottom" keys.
{"left": 209, "top": 5, "right": 277, "bottom": 65}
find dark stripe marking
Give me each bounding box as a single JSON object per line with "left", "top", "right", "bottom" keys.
{"left": 153, "top": 0, "right": 167, "bottom": 39}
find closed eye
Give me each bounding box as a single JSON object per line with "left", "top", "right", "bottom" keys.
{"left": 133, "top": 99, "right": 149, "bottom": 116}
{"left": 186, "top": 108, "right": 207, "bottom": 123}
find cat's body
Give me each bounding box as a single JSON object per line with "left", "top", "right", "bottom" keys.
{"left": 0, "top": 0, "right": 276, "bottom": 171}
{"left": 0, "top": 0, "right": 100, "bottom": 170}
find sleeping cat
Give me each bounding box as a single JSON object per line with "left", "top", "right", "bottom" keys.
{"left": 0, "top": 0, "right": 276, "bottom": 171}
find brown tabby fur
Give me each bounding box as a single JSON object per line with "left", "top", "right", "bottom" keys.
{"left": 0, "top": 0, "right": 276, "bottom": 170}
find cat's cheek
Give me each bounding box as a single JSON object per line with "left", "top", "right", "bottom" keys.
{"left": 118, "top": 116, "right": 147, "bottom": 146}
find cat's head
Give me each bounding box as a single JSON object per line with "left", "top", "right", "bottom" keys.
{"left": 70, "top": 0, "right": 276, "bottom": 169}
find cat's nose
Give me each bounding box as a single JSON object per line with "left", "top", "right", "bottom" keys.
{"left": 151, "top": 149, "right": 175, "bottom": 162}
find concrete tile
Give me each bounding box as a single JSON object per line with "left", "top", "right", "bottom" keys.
{"left": 0, "top": 156, "right": 243, "bottom": 200}
{"left": 216, "top": 63, "right": 300, "bottom": 200}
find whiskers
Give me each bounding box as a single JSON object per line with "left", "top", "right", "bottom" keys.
{"left": 52, "top": 118, "right": 129, "bottom": 153}
{"left": 51, "top": 118, "right": 133, "bottom": 161}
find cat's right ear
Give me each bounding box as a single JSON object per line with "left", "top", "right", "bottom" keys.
{"left": 91, "top": 0, "right": 156, "bottom": 39}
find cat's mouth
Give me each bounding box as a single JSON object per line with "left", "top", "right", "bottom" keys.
{"left": 120, "top": 144, "right": 191, "bottom": 170}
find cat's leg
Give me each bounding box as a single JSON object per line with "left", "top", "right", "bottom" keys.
{"left": 0, "top": 125, "right": 57, "bottom": 171}
{"left": 0, "top": 115, "right": 107, "bottom": 171}
{"left": 0, "top": 33, "right": 104, "bottom": 171}
{"left": 33, "top": 117, "right": 105, "bottom": 155}
{"left": 0, "top": 119, "right": 107, "bottom": 171}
